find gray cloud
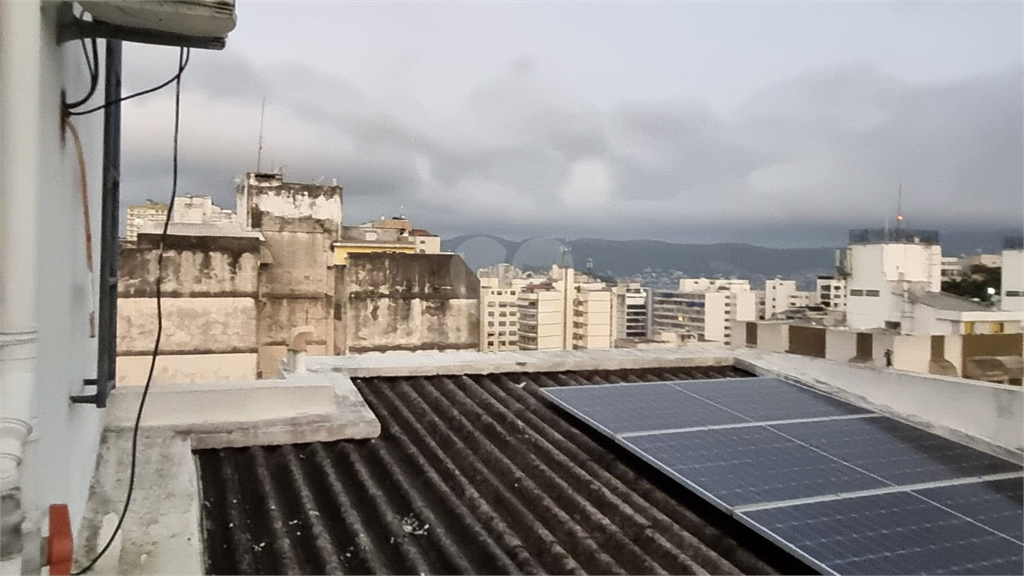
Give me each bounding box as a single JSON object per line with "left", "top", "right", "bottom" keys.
{"left": 117, "top": 44, "right": 1022, "bottom": 246}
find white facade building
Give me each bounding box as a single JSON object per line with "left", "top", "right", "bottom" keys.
{"left": 843, "top": 230, "right": 943, "bottom": 331}
{"left": 764, "top": 279, "right": 814, "bottom": 319}
{"left": 612, "top": 283, "right": 650, "bottom": 340}
{"left": 125, "top": 195, "right": 234, "bottom": 241}
{"left": 479, "top": 277, "right": 529, "bottom": 351}
{"left": 651, "top": 279, "right": 757, "bottom": 345}
{"left": 815, "top": 277, "right": 847, "bottom": 311}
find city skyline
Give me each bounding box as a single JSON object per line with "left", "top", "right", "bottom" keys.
{"left": 118, "top": 2, "right": 1021, "bottom": 247}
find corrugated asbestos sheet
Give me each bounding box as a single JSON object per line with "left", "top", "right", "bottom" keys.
{"left": 197, "top": 366, "right": 791, "bottom": 575}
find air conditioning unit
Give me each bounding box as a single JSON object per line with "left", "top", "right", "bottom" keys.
{"left": 78, "top": 0, "right": 237, "bottom": 39}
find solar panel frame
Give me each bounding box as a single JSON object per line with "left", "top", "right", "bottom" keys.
{"left": 540, "top": 377, "right": 1024, "bottom": 576}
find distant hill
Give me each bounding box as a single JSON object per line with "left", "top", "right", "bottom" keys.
{"left": 442, "top": 235, "right": 837, "bottom": 289}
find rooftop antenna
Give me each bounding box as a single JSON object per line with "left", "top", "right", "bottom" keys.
{"left": 256, "top": 96, "right": 266, "bottom": 172}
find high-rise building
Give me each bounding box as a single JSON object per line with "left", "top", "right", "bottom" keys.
{"left": 479, "top": 277, "right": 527, "bottom": 351}
{"left": 764, "top": 279, "right": 813, "bottom": 319}
{"left": 515, "top": 267, "right": 613, "bottom": 351}
{"left": 612, "top": 283, "right": 650, "bottom": 340}
{"left": 651, "top": 278, "right": 757, "bottom": 345}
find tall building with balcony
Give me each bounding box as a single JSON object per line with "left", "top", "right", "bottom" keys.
{"left": 651, "top": 278, "right": 756, "bottom": 345}
{"left": 479, "top": 277, "right": 525, "bottom": 351}
{"left": 515, "top": 267, "right": 613, "bottom": 351}
{"left": 612, "top": 283, "right": 650, "bottom": 340}
{"left": 815, "top": 276, "right": 847, "bottom": 311}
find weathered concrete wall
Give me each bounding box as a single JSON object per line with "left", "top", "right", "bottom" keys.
{"left": 118, "top": 297, "right": 257, "bottom": 354}
{"left": 117, "top": 353, "right": 258, "bottom": 386}
{"left": 256, "top": 229, "right": 335, "bottom": 376}
{"left": 117, "top": 242, "right": 261, "bottom": 385}
{"left": 237, "top": 173, "right": 343, "bottom": 234}
{"left": 338, "top": 253, "right": 481, "bottom": 354}
{"left": 119, "top": 245, "right": 260, "bottom": 297}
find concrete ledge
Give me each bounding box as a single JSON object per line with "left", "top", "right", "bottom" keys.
{"left": 735, "top": 348, "right": 1024, "bottom": 461}
{"left": 104, "top": 373, "right": 380, "bottom": 448}
{"left": 303, "top": 345, "right": 735, "bottom": 379}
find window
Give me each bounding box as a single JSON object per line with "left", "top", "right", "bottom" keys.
{"left": 510, "top": 290, "right": 516, "bottom": 295}
{"left": 488, "top": 311, "right": 494, "bottom": 317}
{"left": 993, "top": 322, "right": 1005, "bottom": 334}
{"left": 1007, "top": 290, "right": 1023, "bottom": 297}
{"left": 499, "top": 321, "right": 506, "bottom": 326}
{"left": 499, "top": 340, "right": 506, "bottom": 346}
{"left": 865, "top": 290, "right": 880, "bottom": 297}
{"left": 499, "top": 331, "right": 506, "bottom": 336}
{"left": 488, "top": 321, "right": 494, "bottom": 327}
{"left": 496, "top": 290, "right": 503, "bottom": 295}
{"left": 509, "top": 321, "right": 517, "bottom": 326}
{"left": 964, "top": 321, "right": 974, "bottom": 335}
{"left": 498, "top": 302, "right": 508, "bottom": 308}
{"left": 487, "top": 301, "right": 496, "bottom": 307}
{"left": 850, "top": 289, "right": 865, "bottom": 297}
{"left": 488, "top": 341, "right": 494, "bottom": 346}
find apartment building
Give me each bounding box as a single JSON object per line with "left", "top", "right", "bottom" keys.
{"left": 651, "top": 278, "right": 756, "bottom": 345}
{"left": 516, "top": 267, "right": 614, "bottom": 351}
{"left": 573, "top": 290, "right": 613, "bottom": 349}
{"left": 764, "top": 279, "right": 813, "bottom": 319}
{"left": 479, "top": 277, "right": 525, "bottom": 351}
{"left": 516, "top": 288, "right": 565, "bottom": 350}
{"left": 815, "top": 276, "right": 847, "bottom": 311}
{"left": 613, "top": 283, "right": 650, "bottom": 340}
{"left": 125, "top": 195, "right": 234, "bottom": 241}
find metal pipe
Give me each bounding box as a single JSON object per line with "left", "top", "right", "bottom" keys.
{"left": 95, "top": 39, "right": 122, "bottom": 407}
{"left": 0, "top": 1, "right": 42, "bottom": 573}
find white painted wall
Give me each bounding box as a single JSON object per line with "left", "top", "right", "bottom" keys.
{"left": 825, "top": 330, "right": 858, "bottom": 362}
{"left": 893, "top": 335, "right": 932, "bottom": 373}
{"left": 703, "top": 292, "right": 728, "bottom": 343}
{"left": 737, "top": 350, "right": 1024, "bottom": 453}
{"left": 14, "top": 3, "right": 104, "bottom": 548}
{"left": 756, "top": 323, "right": 790, "bottom": 353}
{"left": 1002, "top": 249, "right": 1023, "bottom": 312}
{"left": 764, "top": 279, "right": 796, "bottom": 318}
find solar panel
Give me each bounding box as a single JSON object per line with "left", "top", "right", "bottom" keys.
{"left": 671, "top": 377, "right": 872, "bottom": 422}
{"left": 740, "top": 491, "right": 1024, "bottom": 575}
{"left": 542, "top": 382, "right": 746, "bottom": 434}
{"left": 541, "top": 376, "right": 1024, "bottom": 575}
{"left": 770, "top": 417, "right": 1023, "bottom": 485}
{"left": 625, "top": 426, "right": 888, "bottom": 507}
{"left": 912, "top": 478, "right": 1024, "bottom": 543}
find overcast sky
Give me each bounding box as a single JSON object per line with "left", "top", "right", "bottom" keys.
{"left": 118, "top": 1, "right": 1023, "bottom": 247}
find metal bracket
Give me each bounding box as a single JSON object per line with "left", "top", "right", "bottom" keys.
{"left": 56, "top": 6, "right": 226, "bottom": 51}
{"left": 70, "top": 379, "right": 109, "bottom": 407}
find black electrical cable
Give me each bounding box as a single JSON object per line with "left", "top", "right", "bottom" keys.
{"left": 67, "top": 47, "right": 190, "bottom": 117}
{"left": 72, "top": 46, "right": 185, "bottom": 576}
{"left": 64, "top": 36, "right": 100, "bottom": 110}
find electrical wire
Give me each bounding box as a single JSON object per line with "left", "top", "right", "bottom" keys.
{"left": 63, "top": 117, "right": 97, "bottom": 338}
{"left": 64, "top": 36, "right": 100, "bottom": 110}
{"left": 72, "top": 46, "right": 186, "bottom": 576}
{"left": 67, "top": 47, "right": 190, "bottom": 117}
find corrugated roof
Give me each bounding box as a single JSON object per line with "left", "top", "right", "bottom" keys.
{"left": 196, "top": 366, "right": 793, "bottom": 575}
{"left": 138, "top": 221, "right": 264, "bottom": 240}
{"left": 914, "top": 291, "right": 992, "bottom": 312}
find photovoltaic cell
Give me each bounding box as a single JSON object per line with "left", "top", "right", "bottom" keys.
{"left": 542, "top": 382, "right": 746, "bottom": 434}
{"left": 625, "top": 426, "right": 887, "bottom": 507}
{"left": 540, "top": 377, "right": 1024, "bottom": 575}
{"left": 672, "top": 378, "right": 872, "bottom": 422}
{"left": 913, "top": 478, "right": 1024, "bottom": 543}
{"left": 769, "top": 417, "right": 1023, "bottom": 485}
{"left": 741, "top": 491, "right": 1024, "bottom": 575}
